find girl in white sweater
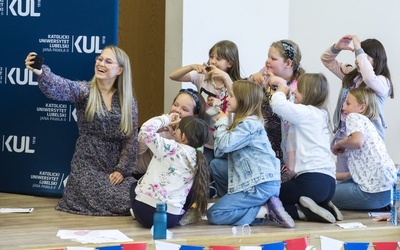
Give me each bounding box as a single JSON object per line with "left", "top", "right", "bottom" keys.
{"left": 271, "top": 73, "right": 339, "bottom": 223}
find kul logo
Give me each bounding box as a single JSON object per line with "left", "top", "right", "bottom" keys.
{"left": 2, "top": 135, "right": 35, "bottom": 153}
{"left": 8, "top": 0, "right": 40, "bottom": 17}
{"left": 73, "top": 36, "right": 102, "bottom": 54}
{"left": 6, "top": 68, "right": 38, "bottom": 86}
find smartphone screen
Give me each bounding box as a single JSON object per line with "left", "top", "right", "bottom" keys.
{"left": 32, "top": 56, "right": 44, "bottom": 70}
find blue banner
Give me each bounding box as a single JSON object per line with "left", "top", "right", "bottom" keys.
{"left": 0, "top": 0, "right": 119, "bottom": 197}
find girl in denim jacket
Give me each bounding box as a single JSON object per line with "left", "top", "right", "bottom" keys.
{"left": 207, "top": 80, "right": 294, "bottom": 228}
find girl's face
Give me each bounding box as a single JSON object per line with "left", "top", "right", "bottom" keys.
{"left": 355, "top": 54, "right": 374, "bottom": 72}
{"left": 208, "top": 51, "right": 232, "bottom": 72}
{"left": 265, "top": 46, "right": 287, "bottom": 77}
{"left": 174, "top": 127, "right": 183, "bottom": 143}
{"left": 293, "top": 88, "right": 303, "bottom": 104}
{"left": 94, "top": 48, "right": 123, "bottom": 82}
{"left": 226, "top": 91, "right": 238, "bottom": 112}
{"left": 342, "top": 93, "right": 365, "bottom": 119}
{"left": 170, "top": 93, "right": 196, "bottom": 118}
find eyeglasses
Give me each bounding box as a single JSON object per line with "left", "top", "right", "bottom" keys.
{"left": 95, "top": 56, "right": 119, "bottom": 66}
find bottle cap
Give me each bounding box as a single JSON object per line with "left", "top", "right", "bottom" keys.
{"left": 156, "top": 203, "right": 166, "bottom": 211}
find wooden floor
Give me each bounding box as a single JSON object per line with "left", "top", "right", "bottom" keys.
{"left": 0, "top": 192, "right": 399, "bottom": 250}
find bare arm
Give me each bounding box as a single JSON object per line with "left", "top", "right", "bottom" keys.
{"left": 332, "top": 132, "right": 364, "bottom": 155}
{"left": 336, "top": 172, "right": 351, "bottom": 181}
{"left": 169, "top": 64, "right": 206, "bottom": 82}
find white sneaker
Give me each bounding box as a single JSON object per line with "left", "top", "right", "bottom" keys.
{"left": 299, "top": 196, "right": 335, "bottom": 223}
{"left": 129, "top": 208, "right": 136, "bottom": 220}
{"left": 325, "top": 201, "right": 344, "bottom": 221}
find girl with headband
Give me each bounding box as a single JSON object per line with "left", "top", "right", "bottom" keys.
{"left": 249, "top": 39, "right": 305, "bottom": 183}
{"left": 133, "top": 88, "right": 206, "bottom": 180}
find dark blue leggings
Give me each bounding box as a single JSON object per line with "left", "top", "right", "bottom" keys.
{"left": 279, "top": 172, "right": 336, "bottom": 220}
{"left": 129, "top": 182, "right": 193, "bottom": 228}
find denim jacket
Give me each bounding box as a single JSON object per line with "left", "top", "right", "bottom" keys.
{"left": 214, "top": 115, "right": 281, "bottom": 194}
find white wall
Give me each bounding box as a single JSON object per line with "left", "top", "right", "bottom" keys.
{"left": 165, "top": 0, "right": 289, "bottom": 101}
{"left": 165, "top": 0, "right": 399, "bottom": 163}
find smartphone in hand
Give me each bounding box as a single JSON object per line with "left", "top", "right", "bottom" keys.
{"left": 32, "top": 56, "right": 44, "bottom": 70}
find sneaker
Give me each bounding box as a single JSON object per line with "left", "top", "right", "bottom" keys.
{"left": 299, "top": 196, "right": 335, "bottom": 223}
{"left": 209, "top": 181, "right": 218, "bottom": 199}
{"left": 178, "top": 209, "right": 199, "bottom": 226}
{"left": 265, "top": 196, "right": 295, "bottom": 228}
{"left": 321, "top": 201, "right": 344, "bottom": 221}
{"left": 129, "top": 208, "right": 136, "bottom": 220}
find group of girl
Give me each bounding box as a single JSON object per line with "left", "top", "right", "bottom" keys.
{"left": 131, "top": 35, "right": 396, "bottom": 228}
{"left": 25, "top": 33, "right": 396, "bottom": 229}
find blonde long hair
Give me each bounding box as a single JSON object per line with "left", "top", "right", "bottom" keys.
{"left": 85, "top": 45, "right": 135, "bottom": 136}
{"left": 228, "top": 80, "right": 263, "bottom": 131}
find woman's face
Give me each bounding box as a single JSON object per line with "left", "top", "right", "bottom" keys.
{"left": 94, "top": 48, "right": 123, "bottom": 82}
{"left": 170, "top": 93, "right": 196, "bottom": 118}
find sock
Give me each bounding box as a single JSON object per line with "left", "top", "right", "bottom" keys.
{"left": 256, "top": 205, "right": 268, "bottom": 218}
{"left": 297, "top": 207, "right": 305, "bottom": 220}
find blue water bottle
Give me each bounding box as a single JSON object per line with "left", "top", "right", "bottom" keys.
{"left": 153, "top": 203, "right": 167, "bottom": 239}
{"left": 391, "top": 172, "right": 400, "bottom": 226}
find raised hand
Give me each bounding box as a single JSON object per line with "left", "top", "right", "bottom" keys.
{"left": 25, "top": 52, "right": 43, "bottom": 75}
{"left": 334, "top": 35, "right": 355, "bottom": 52}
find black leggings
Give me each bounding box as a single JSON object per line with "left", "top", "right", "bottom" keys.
{"left": 279, "top": 172, "right": 336, "bottom": 220}
{"left": 129, "top": 182, "right": 194, "bottom": 228}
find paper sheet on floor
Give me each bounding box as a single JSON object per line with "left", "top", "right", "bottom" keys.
{"left": 0, "top": 208, "right": 34, "bottom": 213}
{"left": 57, "top": 229, "right": 133, "bottom": 244}
{"left": 336, "top": 222, "right": 366, "bottom": 228}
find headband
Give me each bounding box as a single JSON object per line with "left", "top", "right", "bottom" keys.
{"left": 179, "top": 88, "right": 200, "bottom": 114}
{"left": 281, "top": 41, "right": 294, "bottom": 61}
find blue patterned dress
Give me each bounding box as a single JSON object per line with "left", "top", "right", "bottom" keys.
{"left": 37, "top": 65, "right": 138, "bottom": 216}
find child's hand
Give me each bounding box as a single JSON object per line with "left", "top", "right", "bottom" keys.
{"left": 216, "top": 110, "right": 228, "bottom": 121}
{"left": 334, "top": 35, "right": 354, "bottom": 51}
{"left": 168, "top": 112, "right": 180, "bottom": 126}
{"left": 251, "top": 72, "right": 266, "bottom": 85}
{"left": 267, "top": 72, "right": 289, "bottom": 97}
{"left": 350, "top": 35, "right": 361, "bottom": 51}
{"left": 203, "top": 63, "right": 212, "bottom": 74}
{"left": 209, "top": 66, "right": 228, "bottom": 80}
{"left": 165, "top": 113, "right": 181, "bottom": 134}
{"left": 332, "top": 141, "right": 345, "bottom": 155}
{"left": 266, "top": 72, "right": 287, "bottom": 90}
{"left": 191, "top": 64, "right": 208, "bottom": 74}
{"left": 373, "top": 214, "right": 390, "bottom": 222}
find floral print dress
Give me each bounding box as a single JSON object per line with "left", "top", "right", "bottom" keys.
{"left": 37, "top": 65, "right": 138, "bottom": 216}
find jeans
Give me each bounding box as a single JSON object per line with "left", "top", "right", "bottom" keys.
{"left": 203, "top": 147, "right": 215, "bottom": 165}
{"left": 207, "top": 181, "right": 280, "bottom": 226}
{"left": 210, "top": 158, "right": 229, "bottom": 196}
{"left": 332, "top": 177, "right": 391, "bottom": 210}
